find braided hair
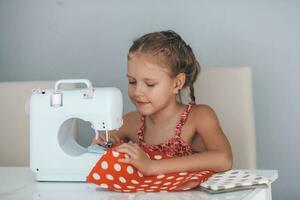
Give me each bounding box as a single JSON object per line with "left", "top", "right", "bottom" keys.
{"left": 128, "top": 30, "right": 200, "bottom": 102}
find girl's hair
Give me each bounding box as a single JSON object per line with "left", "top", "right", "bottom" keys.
{"left": 128, "top": 30, "right": 200, "bottom": 102}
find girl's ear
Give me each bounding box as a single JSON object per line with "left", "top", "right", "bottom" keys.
{"left": 173, "top": 73, "right": 186, "bottom": 94}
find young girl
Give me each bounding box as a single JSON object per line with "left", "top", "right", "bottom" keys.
{"left": 92, "top": 30, "right": 232, "bottom": 176}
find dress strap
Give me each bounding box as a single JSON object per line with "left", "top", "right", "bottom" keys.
{"left": 175, "top": 101, "right": 195, "bottom": 136}
{"left": 138, "top": 102, "right": 195, "bottom": 143}
{"left": 137, "top": 115, "right": 146, "bottom": 146}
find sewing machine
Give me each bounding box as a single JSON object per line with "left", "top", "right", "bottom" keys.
{"left": 29, "top": 79, "right": 123, "bottom": 182}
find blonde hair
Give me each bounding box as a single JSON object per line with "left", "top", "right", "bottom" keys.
{"left": 128, "top": 30, "right": 200, "bottom": 102}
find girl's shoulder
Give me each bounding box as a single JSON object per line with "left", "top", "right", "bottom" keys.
{"left": 122, "top": 111, "right": 142, "bottom": 130}
{"left": 190, "top": 103, "right": 220, "bottom": 129}
{"left": 121, "top": 111, "right": 142, "bottom": 141}
{"left": 191, "top": 103, "right": 217, "bottom": 116}
{"left": 123, "top": 111, "right": 141, "bottom": 122}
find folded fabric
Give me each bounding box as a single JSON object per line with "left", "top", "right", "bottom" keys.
{"left": 199, "top": 170, "right": 270, "bottom": 193}
{"left": 86, "top": 147, "right": 214, "bottom": 192}
{"left": 87, "top": 144, "right": 107, "bottom": 154}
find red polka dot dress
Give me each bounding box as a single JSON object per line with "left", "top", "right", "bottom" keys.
{"left": 87, "top": 102, "right": 214, "bottom": 192}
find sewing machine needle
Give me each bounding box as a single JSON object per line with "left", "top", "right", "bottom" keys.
{"left": 105, "top": 130, "right": 109, "bottom": 142}
{"left": 104, "top": 130, "right": 113, "bottom": 148}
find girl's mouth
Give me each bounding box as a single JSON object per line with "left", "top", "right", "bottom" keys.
{"left": 135, "top": 101, "right": 150, "bottom": 105}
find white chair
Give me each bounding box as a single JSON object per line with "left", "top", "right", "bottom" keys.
{"left": 0, "top": 81, "right": 55, "bottom": 166}
{"left": 181, "top": 67, "right": 257, "bottom": 169}
{"left": 0, "top": 68, "right": 256, "bottom": 169}
{"left": 0, "top": 81, "right": 80, "bottom": 166}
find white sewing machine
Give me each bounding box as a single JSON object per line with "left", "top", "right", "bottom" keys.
{"left": 29, "top": 79, "right": 123, "bottom": 182}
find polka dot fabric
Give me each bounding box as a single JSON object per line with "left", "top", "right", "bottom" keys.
{"left": 87, "top": 147, "right": 214, "bottom": 192}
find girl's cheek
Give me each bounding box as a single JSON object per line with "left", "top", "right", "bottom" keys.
{"left": 128, "top": 90, "right": 134, "bottom": 99}
{"left": 127, "top": 86, "right": 133, "bottom": 95}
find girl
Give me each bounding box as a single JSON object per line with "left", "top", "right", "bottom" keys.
{"left": 92, "top": 30, "right": 232, "bottom": 176}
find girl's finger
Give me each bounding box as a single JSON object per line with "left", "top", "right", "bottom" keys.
{"left": 117, "top": 143, "right": 139, "bottom": 154}
{"left": 91, "top": 137, "right": 100, "bottom": 145}
{"left": 91, "top": 139, "right": 97, "bottom": 145}
{"left": 118, "top": 157, "right": 132, "bottom": 164}
{"left": 111, "top": 135, "right": 120, "bottom": 143}
{"left": 91, "top": 134, "right": 105, "bottom": 145}
{"left": 116, "top": 145, "right": 136, "bottom": 158}
{"left": 132, "top": 143, "right": 143, "bottom": 151}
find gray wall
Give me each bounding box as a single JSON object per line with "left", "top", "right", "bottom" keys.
{"left": 1, "top": 0, "right": 299, "bottom": 199}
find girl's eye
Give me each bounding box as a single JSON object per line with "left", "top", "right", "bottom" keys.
{"left": 146, "top": 83, "right": 155, "bottom": 87}
{"left": 128, "top": 81, "right": 136, "bottom": 84}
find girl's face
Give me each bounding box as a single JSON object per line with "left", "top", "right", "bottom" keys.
{"left": 127, "top": 53, "right": 177, "bottom": 116}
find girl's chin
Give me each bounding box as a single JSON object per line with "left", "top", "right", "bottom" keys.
{"left": 135, "top": 103, "right": 153, "bottom": 115}
{"left": 134, "top": 101, "right": 151, "bottom": 108}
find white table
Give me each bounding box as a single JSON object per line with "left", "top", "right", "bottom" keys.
{"left": 0, "top": 167, "right": 278, "bottom": 200}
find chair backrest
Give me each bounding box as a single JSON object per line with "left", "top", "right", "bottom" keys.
{"left": 0, "top": 69, "right": 256, "bottom": 169}
{"left": 181, "top": 67, "right": 257, "bottom": 169}
{"left": 0, "top": 81, "right": 56, "bottom": 166}
{"left": 0, "top": 81, "right": 91, "bottom": 166}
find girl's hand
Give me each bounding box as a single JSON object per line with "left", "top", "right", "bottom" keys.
{"left": 115, "top": 143, "right": 155, "bottom": 176}
{"left": 91, "top": 132, "right": 123, "bottom": 147}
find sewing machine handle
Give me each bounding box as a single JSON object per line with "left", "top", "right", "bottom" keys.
{"left": 55, "top": 79, "right": 93, "bottom": 91}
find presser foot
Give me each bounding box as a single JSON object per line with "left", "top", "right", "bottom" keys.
{"left": 103, "top": 141, "right": 113, "bottom": 148}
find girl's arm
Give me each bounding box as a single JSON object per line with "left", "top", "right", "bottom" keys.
{"left": 117, "top": 105, "right": 233, "bottom": 175}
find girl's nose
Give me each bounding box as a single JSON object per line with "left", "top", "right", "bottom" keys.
{"left": 134, "top": 83, "right": 145, "bottom": 96}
